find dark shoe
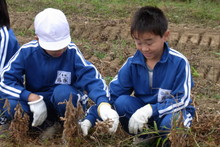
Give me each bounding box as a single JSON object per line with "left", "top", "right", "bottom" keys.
{"left": 133, "top": 133, "right": 156, "bottom": 146}
{"left": 39, "top": 121, "right": 62, "bottom": 141}
{"left": 0, "top": 116, "right": 8, "bottom": 125}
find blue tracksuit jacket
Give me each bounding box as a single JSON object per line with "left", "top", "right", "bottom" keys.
{"left": 0, "top": 26, "right": 20, "bottom": 73}
{"left": 109, "top": 43, "right": 194, "bottom": 119}
{"left": 0, "top": 40, "right": 109, "bottom": 105}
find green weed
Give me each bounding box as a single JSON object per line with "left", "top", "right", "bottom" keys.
{"left": 191, "top": 66, "right": 200, "bottom": 77}
{"left": 94, "top": 51, "right": 106, "bottom": 59}
{"left": 214, "top": 52, "right": 220, "bottom": 59}
{"left": 213, "top": 94, "right": 220, "bottom": 99}
{"left": 104, "top": 76, "right": 113, "bottom": 84}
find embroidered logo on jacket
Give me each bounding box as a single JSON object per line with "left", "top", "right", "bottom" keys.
{"left": 55, "top": 71, "right": 71, "bottom": 84}
{"left": 158, "top": 88, "right": 171, "bottom": 102}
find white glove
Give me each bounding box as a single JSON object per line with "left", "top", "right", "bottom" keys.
{"left": 98, "top": 103, "right": 119, "bottom": 133}
{"left": 79, "top": 119, "right": 92, "bottom": 136}
{"left": 128, "top": 104, "right": 153, "bottom": 134}
{"left": 28, "top": 95, "right": 47, "bottom": 127}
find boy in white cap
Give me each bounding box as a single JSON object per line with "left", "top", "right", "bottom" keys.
{"left": 0, "top": 8, "right": 119, "bottom": 135}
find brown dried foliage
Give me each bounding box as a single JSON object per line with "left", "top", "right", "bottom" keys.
{"left": 9, "top": 102, "right": 29, "bottom": 144}
{"left": 89, "top": 118, "right": 118, "bottom": 146}
{"left": 89, "top": 118, "right": 129, "bottom": 146}
{"left": 3, "top": 98, "right": 10, "bottom": 115}
{"left": 1, "top": 94, "right": 219, "bottom": 146}
{"left": 168, "top": 112, "right": 194, "bottom": 147}
{"left": 191, "top": 112, "right": 220, "bottom": 146}
{"left": 92, "top": 118, "right": 113, "bottom": 137}
{"left": 60, "top": 94, "right": 85, "bottom": 146}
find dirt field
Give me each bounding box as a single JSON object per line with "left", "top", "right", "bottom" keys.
{"left": 5, "top": 11, "right": 220, "bottom": 146}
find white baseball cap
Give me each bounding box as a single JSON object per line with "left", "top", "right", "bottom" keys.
{"left": 34, "top": 8, "right": 71, "bottom": 51}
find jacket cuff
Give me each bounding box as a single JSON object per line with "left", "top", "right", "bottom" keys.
{"left": 96, "top": 97, "right": 109, "bottom": 106}
{"left": 150, "top": 104, "right": 159, "bottom": 119}
{"left": 20, "top": 90, "right": 31, "bottom": 101}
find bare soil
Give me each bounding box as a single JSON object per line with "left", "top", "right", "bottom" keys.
{"left": 5, "top": 11, "right": 220, "bottom": 146}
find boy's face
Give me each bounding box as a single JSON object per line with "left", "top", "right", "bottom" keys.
{"left": 44, "top": 47, "right": 67, "bottom": 57}
{"left": 35, "top": 36, "right": 67, "bottom": 57}
{"left": 133, "top": 31, "right": 169, "bottom": 62}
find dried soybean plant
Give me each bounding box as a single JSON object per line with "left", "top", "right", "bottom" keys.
{"left": 9, "top": 102, "right": 29, "bottom": 144}
{"left": 2, "top": 98, "right": 10, "bottom": 115}
{"left": 92, "top": 118, "right": 113, "bottom": 137}
{"left": 89, "top": 118, "right": 116, "bottom": 145}
{"left": 168, "top": 112, "right": 194, "bottom": 147}
{"left": 59, "top": 94, "right": 85, "bottom": 146}
{"left": 158, "top": 93, "right": 195, "bottom": 146}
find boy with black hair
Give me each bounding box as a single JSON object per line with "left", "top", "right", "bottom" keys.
{"left": 81, "top": 6, "right": 195, "bottom": 144}
{"left": 110, "top": 5, "right": 195, "bottom": 141}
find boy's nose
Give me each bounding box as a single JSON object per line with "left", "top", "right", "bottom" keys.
{"left": 142, "top": 45, "right": 150, "bottom": 51}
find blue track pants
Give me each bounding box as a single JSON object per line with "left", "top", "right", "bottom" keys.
{"left": 1, "top": 85, "right": 88, "bottom": 123}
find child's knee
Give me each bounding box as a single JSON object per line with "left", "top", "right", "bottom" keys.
{"left": 52, "top": 85, "right": 79, "bottom": 106}
{"left": 53, "top": 85, "right": 76, "bottom": 98}
{"left": 114, "top": 95, "right": 144, "bottom": 116}
{"left": 114, "top": 95, "right": 130, "bottom": 114}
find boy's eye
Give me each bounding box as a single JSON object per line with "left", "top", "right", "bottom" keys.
{"left": 145, "top": 41, "right": 153, "bottom": 46}
{"left": 134, "top": 41, "right": 141, "bottom": 46}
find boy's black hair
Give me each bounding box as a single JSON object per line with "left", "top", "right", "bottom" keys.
{"left": 0, "top": 0, "right": 10, "bottom": 29}
{"left": 131, "top": 6, "right": 168, "bottom": 38}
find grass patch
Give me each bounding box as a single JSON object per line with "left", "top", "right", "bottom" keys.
{"left": 7, "top": 0, "right": 220, "bottom": 27}
{"left": 162, "top": 0, "right": 220, "bottom": 26}
{"left": 94, "top": 51, "right": 106, "bottom": 59}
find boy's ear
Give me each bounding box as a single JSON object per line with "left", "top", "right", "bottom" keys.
{"left": 163, "top": 31, "right": 170, "bottom": 41}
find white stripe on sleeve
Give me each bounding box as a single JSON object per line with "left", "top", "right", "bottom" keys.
{"left": 158, "top": 49, "right": 191, "bottom": 117}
